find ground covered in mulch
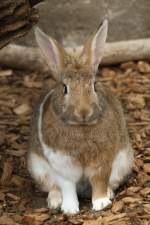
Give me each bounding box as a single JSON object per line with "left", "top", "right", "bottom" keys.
{"left": 0, "top": 61, "right": 150, "bottom": 225}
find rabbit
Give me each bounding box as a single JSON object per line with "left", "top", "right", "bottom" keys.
{"left": 27, "top": 19, "right": 134, "bottom": 214}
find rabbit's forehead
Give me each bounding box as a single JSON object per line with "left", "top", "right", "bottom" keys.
{"left": 62, "top": 69, "right": 95, "bottom": 84}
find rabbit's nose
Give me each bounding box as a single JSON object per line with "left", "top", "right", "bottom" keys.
{"left": 74, "top": 108, "right": 93, "bottom": 121}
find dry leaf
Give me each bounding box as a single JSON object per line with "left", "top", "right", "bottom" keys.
{"left": 110, "top": 221, "right": 128, "bottom": 225}
{"left": 0, "top": 69, "right": 13, "bottom": 77}
{"left": 0, "top": 192, "right": 5, "bottom": 201}
{"left": 128, "top": 94, "right": 145, "bottom": 109}
{"left": 137, "top": 61, "right": 150, "bottom": 73}
{"left": 0, "top": 215, "right": 15, "bottom": 225}
{"left": 142, "top": 220, "right": 150, "bottom": 225}
{"left": 120, "top": 61, "right": 136, "bottom": 70}
{"left": 101, "top": 68, "right": 116, "bottom": 78}
{"left": 127, "top": 186, "right": 141, "bottom": 193}
{"left": 111, "top": 200, "right": 124, "bottom": 213}
{"left": 23, "top": 75, "right": 43, "bottom": 88}
{"left": 23, "top": 213, "right": 50, "bottom": 225}
{"left": 140, "top": 187, "right": 150, "bottom": 196}
{"left": 83, "top": 216, "right": 103, "bottom": 225}
{"left": 83, "top": 220, "right": 101, "bottom": 225}
{"left": 144, "top": 204, "right": 150, "bottom": 214}
{"left": 13, "top": 103, "right": 32, "bottom": 115}
{"left": 10, "top": 175, "right": 26, "bottom": 187}
{"left": 103, "top": 213, "right": 127, "bottom": 222}
{"left": 137, "top": 172, "right": 150, "bottom": 185}
{"left": 144, "top": 148, "right": 150, "bottom": 156}
{"left": 6, "top": 193, "right": 20, "bottom": 201}
{"left": 0, "top": 158, "right": 13, "bottom": 185}
{"left": 143, "top": 163, "right": 150, "bottom": 173}
{"left": 13, "top": 214, "right": 22, "bottom": 223}
{"left": 33, "top": 208, "right": 49, "bottom": 213}
{"left": 122, "top": 197, "right": 142, "bottom": 204}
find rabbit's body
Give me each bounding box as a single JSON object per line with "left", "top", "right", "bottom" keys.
{"left": 28, "top": 19, "right": 133, "bottom": 213}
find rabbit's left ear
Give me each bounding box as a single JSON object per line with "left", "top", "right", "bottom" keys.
{"left": 34, "top": 27, "right": 67, "bottom": 81}
{"left": 80, "top": 19, "right": 108, "bottom": 73}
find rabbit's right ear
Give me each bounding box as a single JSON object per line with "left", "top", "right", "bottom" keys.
{"left": 80, "top": 19, "right": 108, "bottom": 74}
{"left": 35, "top": 27, "right": 66, "bottom": 80}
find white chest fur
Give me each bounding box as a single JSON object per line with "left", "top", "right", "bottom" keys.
{"left": 38, "top": 91, "right": 82, "bottom": 184}
{"left": 42, "top": 142, "right": 82, "bottom": 183}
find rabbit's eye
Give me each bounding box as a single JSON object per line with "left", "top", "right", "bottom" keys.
{"left": 63, "top": 84, "right": 68, "bottom": 95}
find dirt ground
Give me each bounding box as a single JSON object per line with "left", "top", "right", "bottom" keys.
{"left": 0, "top": 61, "right": 150, "bottom": 225}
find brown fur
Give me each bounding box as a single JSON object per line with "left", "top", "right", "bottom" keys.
{"left": 28, "top": 21, "right": 132, "bottom": 205}
{"left": 29, "top": 61, "right": 129, "bottom": 198}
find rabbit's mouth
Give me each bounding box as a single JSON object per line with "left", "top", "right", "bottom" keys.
{"left": 70, "top": 119, "right": 98, "bottom": 126}
{"left": 61, "top": 115, "right": 99, "bottom": 126}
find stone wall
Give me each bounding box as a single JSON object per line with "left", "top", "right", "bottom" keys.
{"left": 17, "top": 0, "right": 150, "bottom": 47}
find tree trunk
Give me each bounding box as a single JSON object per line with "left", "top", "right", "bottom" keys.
{"left": 0, "top": 0, "right": 44, "bottom": 49}
{"left": 0, "top": 39, "right": 150, "bottom": 71}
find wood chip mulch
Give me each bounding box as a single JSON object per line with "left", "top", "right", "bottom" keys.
{"left": 0, "top": 61, "right": 150, "bottom": 225}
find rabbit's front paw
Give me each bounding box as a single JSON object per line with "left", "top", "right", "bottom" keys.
{"left": 61, "top": 199, "right": 79, "bottom": 214}
{"left": 92, "top": 197, "right": 111, "bottom": 211}
{"left": 47, "top": 188, "right": 62, "bottom": 210}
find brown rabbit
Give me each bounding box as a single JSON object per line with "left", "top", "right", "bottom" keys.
{"left": 27, "top": 19, "right": 133, "bottom": 214}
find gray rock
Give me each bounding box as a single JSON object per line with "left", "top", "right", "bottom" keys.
{"left": 17, "top": 0, "right": 150, "bottom": 47}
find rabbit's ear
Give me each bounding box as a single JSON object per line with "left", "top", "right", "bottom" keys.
{"left": 35, "top": 27, "right": 66, "bottom": 80}
{"left": 80, "top": 19, "right": 108, "bottom": 73}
